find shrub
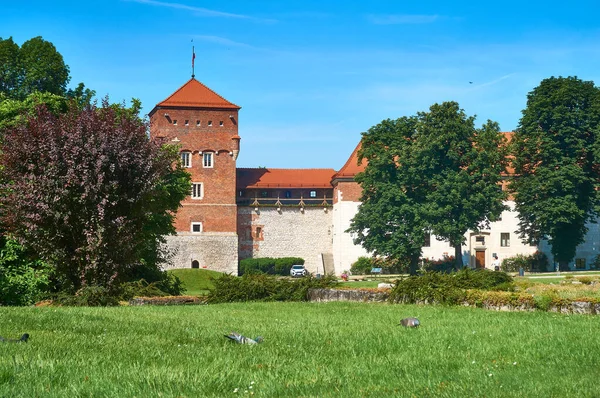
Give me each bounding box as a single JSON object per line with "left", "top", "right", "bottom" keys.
{"left": 238, "top": 257, "right": 305, "bottom": 276}
{"left": 576, "top": 276, "right": 595, "bottom": 285}
{"left": 53, "top": 286, "right": 121, "bottom": 307}
{"left": 389, "top": 269, "right": 514, "bottom": 305}
{"left": 0, "top": 238, "right": 52, "bottom": 306}
{"left": 350, "top": 257, "right": 373, "bottom": 275}
{"left": 207, "top": 273, "right": 337, "bottom": 303}
{"left": 502, "top": 251, "right": 549, "bottom": 273}
{"left": 421, "top": 255, "right": 456, "bottom": 273}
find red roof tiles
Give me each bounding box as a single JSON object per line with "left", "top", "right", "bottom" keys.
{"left": 156, "top": 78, "right": 240, "bottom": 109}
{"left": 237, "top": 168, "right": 336, "bottom": 189}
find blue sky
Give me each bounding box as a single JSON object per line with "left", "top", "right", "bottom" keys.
{"left": 2, "top": 0, "right": 600, "bottom": 169}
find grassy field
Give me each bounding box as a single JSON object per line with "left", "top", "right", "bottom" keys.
{"left": 168, "top": 269, "right": 222, "bottom": 296}
{"left": 1, "top": 302, "right": 599, "bottom": 397}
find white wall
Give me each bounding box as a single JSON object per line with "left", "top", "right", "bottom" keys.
{"left": 163, "top": 232, "right": 238, "bottom": 274}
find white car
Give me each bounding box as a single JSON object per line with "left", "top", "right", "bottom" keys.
{"left": 290, "top": 264, "right": 307, "bottom": 277}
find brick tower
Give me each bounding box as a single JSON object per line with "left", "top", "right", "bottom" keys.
{"left": 148, "top": 78, "right": 241, "bottom": 272}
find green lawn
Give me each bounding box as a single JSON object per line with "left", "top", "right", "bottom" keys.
{"left": 168, "top": 268, "right": 223, "bottom": 296}
{"left": 1, "top": 302, "right": 599, "bottom": 397}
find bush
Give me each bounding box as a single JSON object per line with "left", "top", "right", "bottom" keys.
{"left": 207, "top": 273, "right": 337, "bottom": 303}
{"left": 350, "top": 257, "right": 373, "bottom": 275}
{"left": 0, "top": 238, "right": 52, "bottom": 306}
{"left": 389, "top": 269, "right": 514, "bottom": 305}
{"left": 502, "top": 251, "right": 549, "bottom": 273}
{"left": 53, "top": 286, "right": 121, "bottom": 307}
{"left": 421, "top": 255, "right": 456, "bottom": 273}
{"left": 238, "top": 257, "right": 305, "bottom": 276}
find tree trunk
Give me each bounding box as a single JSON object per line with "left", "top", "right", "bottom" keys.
{"left": 409, "top": 254, "right": 420, "bottom": 275}
{"left": 454, "top": 244, "right": 463, "bottom": 270}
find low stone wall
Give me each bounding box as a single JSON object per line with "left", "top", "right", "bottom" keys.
{"left": 129, "top": 296, "right": 206, "bottom": 306}
{"left": 308, "top": 288, "right": 600, "bottom": 315}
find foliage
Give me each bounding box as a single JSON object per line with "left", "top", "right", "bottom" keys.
{"left": 350, "top": 256, "right": 408, "bottom": 275}
{"left": 350, "top": 256, "right": 373, "bottom": 275}
{"left": 350, "top": 102, "right": 507, "bottom": 272}
{"left": 0, "top": 91, "right": 68, "bottom": 130}
{"left": 238, "top": 257, "right": 305, "bottom": 276}
{"left": 52, "top": 286, "right": 120, "bottom": 307}
{"left": 0, "top": 237, "right": 52, "bottom": 305}
{"left": 0, "top": 36, "right": 70, "bottom": 100}
{"left": 389, "top": 269, "right": 514, "bottom": 305}
{"left": 206, "top": 273, "right": 337, "bottom": 303}
{"left": 593, "top": 254, "right": 600, "bottom": 270}
{"left": 509, "top": 76, "right": 600, "bottom": 270}
{"left": 0, "top": 100, "right": 191, "bottom": 292}
{"left": 501, "top": 251, "right": 550, "bottom": 272}
{"left": 119, "top": 276, "right": 185, "bottom": 299}
{"left": 420, "top": 255, "right": 456, "bottom": 273}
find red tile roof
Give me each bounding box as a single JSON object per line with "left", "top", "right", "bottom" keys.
{"left": 237, "top": 168, "right": 336, "bottom": 189}
{"left": 156, "top": 78, "right": 240, "bottom": 109}
{"left": 333, "top": 132, "right": 515, "bottom": 180}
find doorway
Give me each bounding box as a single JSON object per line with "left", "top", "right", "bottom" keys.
{"left": 191, "top": 260, "right": 199, "bottom": 269}
{"left": 475, "top": 250, "right": 486, "bottom": 269}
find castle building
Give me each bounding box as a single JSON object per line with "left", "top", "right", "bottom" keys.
{"left": 149, "top": 78, "right": 600, "bottom": 274}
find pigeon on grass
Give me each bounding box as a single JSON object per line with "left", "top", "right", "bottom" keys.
{"left": 398, "top": 318, "right": 420, "bottom": 328}
{"left": 224, "top": 331, "right": 263, "bottom": 345}
{"left": 0, "top": 333, "right": 29, "bottom": 343}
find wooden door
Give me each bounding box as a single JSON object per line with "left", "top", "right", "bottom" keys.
{"left": 475, "top": 250, "right": 486, "bottom": 269}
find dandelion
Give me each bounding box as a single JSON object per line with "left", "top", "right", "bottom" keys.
{"left": 472, "top": 361, "right": 476, "bottom": 364}
{"left": 249, "top": 386, "right": 253, "bottom": 389}
{"left": 251, "top": 381, "right": 255, "bottom": 385}
{"left": 233, "top": 388, "right": 239, "bottom": 393}
{"left": 513, "top": 362, "right": 517, "bottom": 365}
{"left": 488, "top": 374, "right": 493, "bottom": 377}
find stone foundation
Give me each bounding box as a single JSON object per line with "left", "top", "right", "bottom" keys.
{"left": 162, "top": 232, "right": 238, "bottom": 274}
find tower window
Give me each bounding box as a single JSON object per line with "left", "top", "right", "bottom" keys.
{"left": 196, "top": 120, "right": 201, "bottom": 126}
{"left": 191, "top": 183, "right": 203, "bottom": 199}
{"left": 309, "top": 190, "right": 317, "bottom": 198}
{"left": 185, "top": 120, "right": 189, "bottom": 126}
{"left": 219, "top": 121, "right": 224, "bottom": 126}
{"left": 285, "top": 191, "right": 292, "bottom": 198}
{"left": 208, "top": 121, "right": 213, "bottom": 126}
{"left": 191, "top": 222, "right": 202, "bottom": 233}
{"left": 203, "top": 152, "right": 213, "bottom": 168}
{"left": 180, "top": 151, "right": 191, "bottom": 168}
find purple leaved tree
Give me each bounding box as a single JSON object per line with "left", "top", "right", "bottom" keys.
{"left": 0, "top": 99, "right": 190, "bottom": 292}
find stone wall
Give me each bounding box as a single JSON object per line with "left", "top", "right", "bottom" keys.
{"left": 162, "top": 232, "right": 238, "bottom": 274}
{"left": 237, "top": 206, "right": 333, "bottom": 275}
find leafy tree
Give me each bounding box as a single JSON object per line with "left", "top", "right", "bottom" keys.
{"left": 349, "top": 102, "right": 507, "bottom": 272}
{"left": 0, "top": 37, "right": 20, "bottom": 96}
{"left": 0, "top": 99, "right": 191, "bottom": 292}
{"left": 350, "top": 117, "right": 427, "bottom": 274}
{"left": 509, "top": 76, "right": 600, "bottom": 270}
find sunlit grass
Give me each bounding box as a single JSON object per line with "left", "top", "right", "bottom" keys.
{"left": 1, "top": 302, "right": 599, "bottom": 397}
{"left": 168, "top": 268, "right": 222, "bottom": 296}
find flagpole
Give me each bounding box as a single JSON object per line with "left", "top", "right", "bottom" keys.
{"left": 192, "top": 45, "right": 195, "bottom": 78}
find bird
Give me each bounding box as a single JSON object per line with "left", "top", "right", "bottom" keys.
{"left": 224, "top": 331, "right": 263, "bottom": 345}
{"left": 0, "top": 333, "right": 29, "bottom": 343}
{"left": 398, "top": 317, "right": 420, "bottom": 328}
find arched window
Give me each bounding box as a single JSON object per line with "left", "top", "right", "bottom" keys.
{"left": 191, "top": 260, "right": 199, "bottom": 269}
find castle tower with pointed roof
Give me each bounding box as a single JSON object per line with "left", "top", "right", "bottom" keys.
{"left": 149, "top": 78, "right": 241, "bottom": 272}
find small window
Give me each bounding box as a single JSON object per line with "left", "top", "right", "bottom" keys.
{"left": 309, "top": 190, "right": 317, "bottom": 198}
{"left": 261, "top": 191, "right": 269, "bottom": 198}
{"left": 191, "top": 222, "right": 202, "bottom": 233}
{"left": 185, "top": 120, "right": 189, "bottom": 126}
{"left": 500, "top": 233, "right": 510, "bottom": 247}
{"left": 219, "top": 121, "right": 224, "bottom": 126}
{"left": 476, "top": 236, "right": 485, "bottom": 244}
{"left": 191, "top": 183, "right": 203, "bottom": 199}
{"left": 285, "top": 191, "right": 292, "bottom": 198}
{"left": 196, "top": 120, "right": 201, "bottom": 126}
{"left": 239, "top": 190, "right": 244, "bottom": 197}
{"left": 424, "top": 233, "right": 431, "bottom": 247}
{"left": 208, "top": 121, "right": 213, "bottom": 126}
{"left": 255, "top": 226, "right": 262, "bottom": 239}
{"left": 203, "top": 152, "right": 213, "bottom": 168}
{"left": 173, "top": 119, "right": 177, "bottom": 125}
{"left": 576, "top": 258, "right": 586, "bottom": 269}
{"left": 181, "top": 151, "right": 191, "bottom": 168}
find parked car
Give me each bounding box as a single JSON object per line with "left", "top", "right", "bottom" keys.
{"left": 290, "top": 264, "right": 307, "bottom": 277}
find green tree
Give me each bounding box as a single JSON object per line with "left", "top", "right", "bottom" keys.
{"left": 416, "top": 103, "right": 508, "bottom": 269}
{"left": 509, "top": 76, "right": 600, "bottom": 270}
{"left": 0, "top": 37, "right": 20, "bottom": 96}
{"left": 0, "top": 99, "right": 191, "bottom": 292}
{"left": 349, "top": 102, "right": 508, "bottom": 272}
{"left": 349, "top": 117, "right": 427, "bottom": 275}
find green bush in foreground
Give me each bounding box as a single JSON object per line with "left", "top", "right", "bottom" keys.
{"left": 207, "top": 273, "right": 337, "bottom": 303}
{"left": 389, "top": 269, "right": 514, "bottom": 305}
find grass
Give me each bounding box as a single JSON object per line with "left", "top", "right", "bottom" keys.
{"left": 168, "top": 268, "right": 223, "bottom": 296}
{"left": 1, "top": 302, "right": 600, "bottom": 397}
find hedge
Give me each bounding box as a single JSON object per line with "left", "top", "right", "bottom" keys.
{"left": 239, "top": 257, "right": 305, "bottom": 276}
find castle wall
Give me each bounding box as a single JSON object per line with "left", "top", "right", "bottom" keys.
{"left": 237, "top": 207, "right": 333, "bottom": 275}
{"left": 162, "top": 232, "right": 238, "bottom": 274}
